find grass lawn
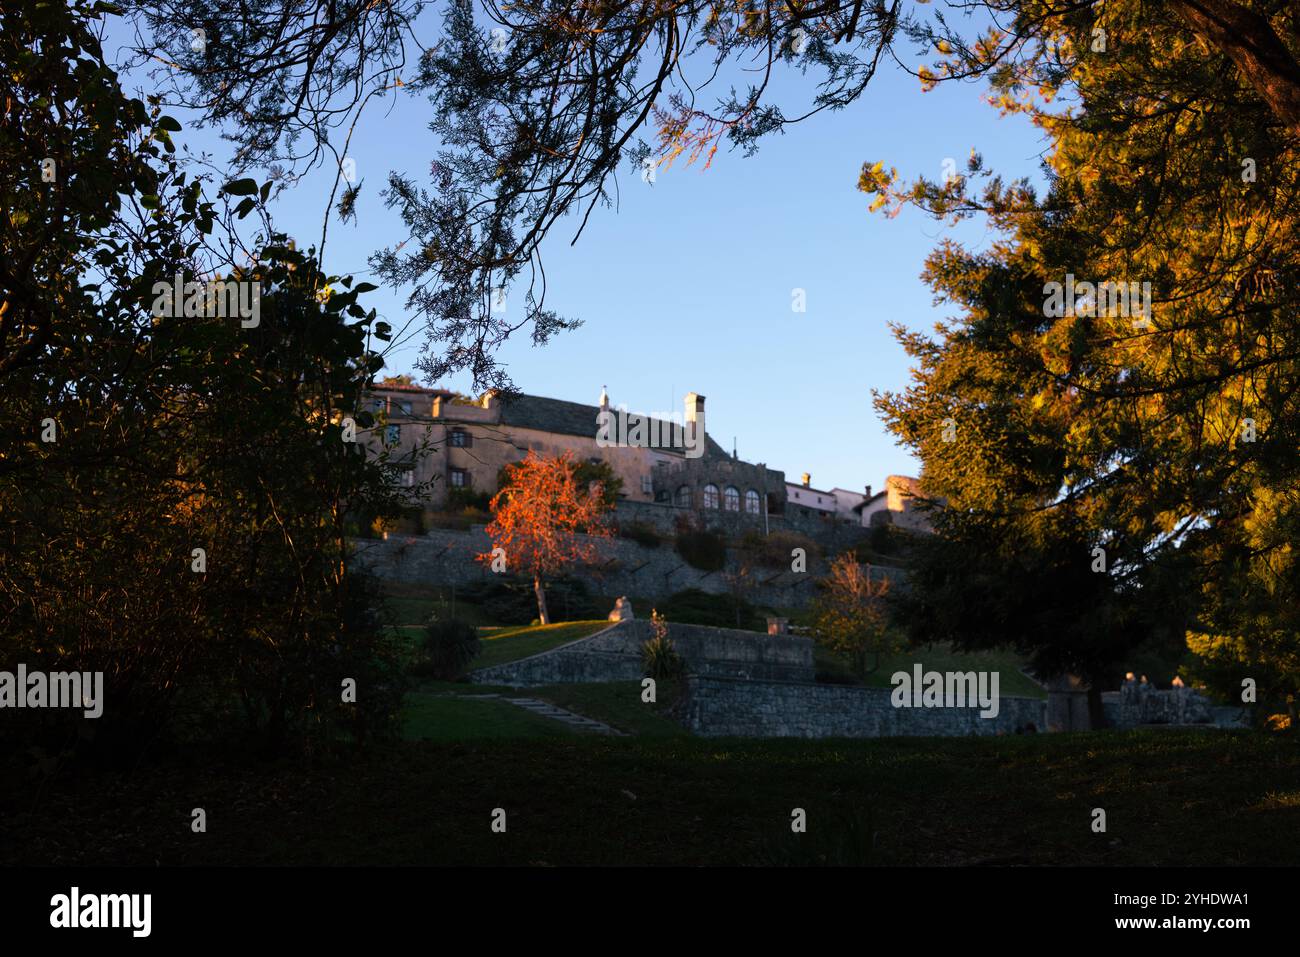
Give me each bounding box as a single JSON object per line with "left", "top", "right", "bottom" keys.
{"left": 10, "top": 730, "right": 1298, "bottom": 866}
{"left": 472, "top": 620, "right": 609, "bottom": 669}
{"left": 403, "top": 676, "right": 686, "bottom": 738}
{"left": 389, "top": 619, "right": 608, "bottom": 669}
{"left": 815, "top": 643, "right": 1047, "bottom": 699}
{"left": 401, "top": 691, "right": 575, "bottom": 741}
{"left": 403, "top": 680, "right": 685, "bottom": 738}
{"left": 524, "top": 681, "right": 687, "bottom": 738}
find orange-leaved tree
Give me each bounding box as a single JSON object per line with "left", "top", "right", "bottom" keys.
{"left": 478, "top": 450, "right": 613, "bottom": 624}
{"left": 811, "top": 555, "right": 900, "bottom": 680}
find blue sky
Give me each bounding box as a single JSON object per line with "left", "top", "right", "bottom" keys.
{"left": 113, "top": 14, "right": 1050, "bottom": 495}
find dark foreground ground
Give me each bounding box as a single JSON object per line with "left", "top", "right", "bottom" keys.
{"left": 4, "top": 729, "right": 1297, "bottom": 866}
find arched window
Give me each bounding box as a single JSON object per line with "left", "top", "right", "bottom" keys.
{"left": 724, "top": 486, "right": 740, "bottom": 511}
{"left": 675, "top": 485, "right": 693, "bottom": 508}
{"left": 745, "top": 489, "right": 761, "bottom": 515}
{"left": 703, "top": 484, "right": 720, "bottom": 509}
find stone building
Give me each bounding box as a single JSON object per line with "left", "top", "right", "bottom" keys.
{"left": 785, "top": 473, "right": 838, "bottom": 519}
{"left": 854, "top": 474, "right": 938, "bottom": 533}
{"left": 360, "top": 382, "right": 787, "bottom": 530}
{"left": 784, "top": 474, "right": 869, "bottom": 528}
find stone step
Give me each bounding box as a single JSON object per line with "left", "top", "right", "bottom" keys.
{"left": 502, "top": 697, "right": 629, "bottom": 736}
{"left": 421, "top": 690, "right": 629, "bottom": 735}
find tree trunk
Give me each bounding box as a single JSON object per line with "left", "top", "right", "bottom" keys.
{"left": 1171, "top": 0, "right": 1300, "bottom": 135}
{"left": 534, "top": 576, "right": 550, "bottom": 625}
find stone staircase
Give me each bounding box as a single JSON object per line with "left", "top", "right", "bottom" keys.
{"left": 445, "top": 692, "right": 628, "bottom": 736}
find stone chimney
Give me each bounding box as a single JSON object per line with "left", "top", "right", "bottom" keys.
{"left": 801, "top": 473, "right": 811, "bottom": 487}
{"left": 685, "top": 392, "right": 705, "bottom": 442}
{"left": 864, "top": 484, "right": 872, "bottom": 498}
{"left": 479, "top": 389, "right": 504, "bottom": 423}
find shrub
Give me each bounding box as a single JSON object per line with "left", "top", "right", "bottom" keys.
{"left": 545, "top": 578, "right": 603, "bottom": 620}
{"left": 642, "top": 611, "right": 684, "bottom": 680}
{"left": 424, "top": 509, "right": 480, "bottom": 531}
{"left": 458, "top": 580, "right": 502, "bottom": 604}
{"left": 869, "top": 522, "right": 914, "bottom": 557}
{"left": 475, "top": 581, "right": 537, "bottom": 625}
{"left": 447, "top": 487, "right": 493, "bottom": 512}
{"left": 396, "top": 506, "right": 427, "bottom": 535}
{"left": 657, "top": 587, "right": 765, "bottom": 631}
{"left": 675, "top": 528, "right": 727, "bottom": 571}
{"left": 458, "top": 578, "right": 601, "bottom": 625}
{"left": 411, "top": 617, "right": 481, "bottom": 680}
{"left": 740, "top": 529, "right": 819, "bottom": 569}
{"left": 620, "top": 521, "right": 662, "bottom": 548}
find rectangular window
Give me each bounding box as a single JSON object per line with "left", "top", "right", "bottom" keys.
{"left": 641, "top": 475, "right": 653, "bottom": 494}
{"left": 450, "top": 468, "right": 468, "bottom": 488}
{"left": 386, "top": 424, "right": 400, "bottom": 445}
{"left": 450, "top": 429, "right": 470, "bottom": 448}
{"left": 398, "top": 401, "right": 412, "bottom": 416}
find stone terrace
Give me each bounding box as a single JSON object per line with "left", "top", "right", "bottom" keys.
{"left": 470, "top": 619, "right": 813, "bottom": 688}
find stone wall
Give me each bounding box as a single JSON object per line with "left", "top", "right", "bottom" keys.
{"left": 471, "top": 620, "right": 1047, "bottom": 739}
{"left": 1102, "top": 680, "right": 1246, "bottom": 728}
{"left": 682, "top": 675, "right": 1047, "bottom": 738}
{"left": 348, "top": 526, "right": 904, "bottom": 607}
{"left": 470, "top": 646, "right": 645, "bottom": 688}
{"left": 469, "top": 619, "right": 814, "bottom": 687}
{"left": 1047, "top": 676, "right": 1251, "bottom": 730}
{"left": 614, "top": 497, "right": 870, "bottom": 553}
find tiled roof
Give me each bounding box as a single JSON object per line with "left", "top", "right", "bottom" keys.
{"left": 498, "top": 393, "right": 725, "bottom": 456}
{"left": 498, "top": 394, "right": 603, "bottom": 437}
{"left": 370, "top": 382, "right": 452, "bottom": 395}
{"left": 852, "top": 491, "right": 888, "bottom": 513}
{"left": 788, "top": 482, "right": 837, "bottom": 497}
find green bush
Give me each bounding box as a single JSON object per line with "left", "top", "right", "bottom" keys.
{"left": 411, "top": 617, "right": 481, "bottom": 679}
{"left": 869, "top": 522, "right": 914, "bottom": 557}
{"left": 424, "top": 510, "right": 480, "bottom": 531}
{"left": 620, "top": 522, "right": 662, "bottom": 548}
{"left": 459, "top": 578, "right": 602, "bottom": 625}
{"left": 447, "top": 487, "right": 493, "bottom": 512}
{"left": 457, "top": 580, "right": 535, "bottom": 624}
{"left": 675, "top": 529, "right": 727, "bottom": 571}
{"left": 545, "top": 579, "right": 604, "bottom": 621}
{"left": 657, "top": 587, "right": 765, "bottom": 631}
{"left": 642, "top": 621, "right": 684, "bottom": 680}
{"left": 740, "top": 529, "right": 820, "bottom": 568}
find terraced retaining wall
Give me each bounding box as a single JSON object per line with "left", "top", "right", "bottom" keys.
{"left": 469, "top": 619, "right": 814, "bottom": 688}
